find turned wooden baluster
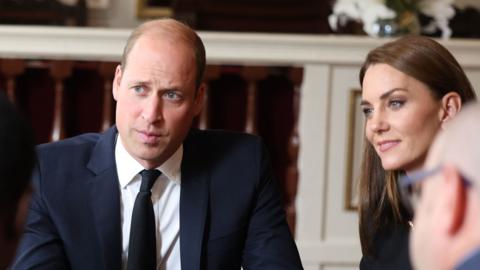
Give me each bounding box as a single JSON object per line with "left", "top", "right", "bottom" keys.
{"left": 0, "top": 59, "right": 26, "bottom": 103}
{"left": 242, "top": 66, "right": 268, "bottom": 135}
{"left": 49, "top": 61, "right": 73, "bottom": 142}
{"left": 285, "top": 67, "right": 303, "bottom": 234}
{"left": 199, "top": 65, "right": 220, "bottom": 130}
{"left": 98, "top": 62, "right": 117, "bottom": 132}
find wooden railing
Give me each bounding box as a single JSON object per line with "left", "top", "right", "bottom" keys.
{"left": 0, "top": 58, "right": 302, "bottom": 232}
{"left": 0, "top": 60, "right": 117, "bottom": 143}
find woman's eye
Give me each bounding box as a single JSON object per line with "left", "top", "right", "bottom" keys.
{"left": 362, "top": 107, "right": 373, "bottom": 118}
{"left": 389, "top": 100, "right": 405, "bottom": 109}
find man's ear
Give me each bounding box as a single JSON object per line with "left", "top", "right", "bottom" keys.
{"left": 442, "top": 165, "right": 467, "bottom": 235}
{"left": 439, "top": 92, "right": 462, "bottom": 129}
{"left": 193, "top": 83, "right": 206, "bottom": 116}
{"left": 112, "top": 65, "right": 122, "bottom": 101}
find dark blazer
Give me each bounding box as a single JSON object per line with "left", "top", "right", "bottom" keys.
{"left": 13, "top": 127, "right": 303, "bottom": 270}
{"left": 359, "top": 226, "right": 412, "bottom": 270}
{"left": 456, "top": 249, "right": 480, "bottom": 270}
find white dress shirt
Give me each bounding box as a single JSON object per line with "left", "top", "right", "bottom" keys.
{"left": 115, "top": 136, "right": 182, "bottom": 270}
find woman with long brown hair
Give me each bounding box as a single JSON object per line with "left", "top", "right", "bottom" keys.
{"left": 358, "top": 35, "right": 477, "bottom": 269}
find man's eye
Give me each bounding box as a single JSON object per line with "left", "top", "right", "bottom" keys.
{"left": 164, "top": 91, "right": 180, "bottom": 100}
{"left": 133, "top": 86, "right": 145, "bottom": 94}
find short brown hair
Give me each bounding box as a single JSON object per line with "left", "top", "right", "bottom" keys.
{"left": 120, "top": 18, "right": 206, "bottom": 88}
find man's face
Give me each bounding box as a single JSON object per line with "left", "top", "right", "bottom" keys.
{"left": 113, "top": 34, "right": 204, "bottom": 169}
{"left": 410, "top": 148, "right": 449, "bottom": 270}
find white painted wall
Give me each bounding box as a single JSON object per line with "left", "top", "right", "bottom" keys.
{"left": 1, "top": 27, "right": 480, "bottom": 269}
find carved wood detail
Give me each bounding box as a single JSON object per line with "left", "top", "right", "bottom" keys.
{"left": 200, "top": 65, "right": 221, "bottom": 130}
{"left": 242, "top": 66, "right": 268, "bottom": 135}
{"left": 98, "top": 62, "right": 117, "bottom": 132}
{"left": 0, "top": 59, "right": 25, "bottom": 103}
{"left": 49, "top": 61, "right": 73, "bottom": 142}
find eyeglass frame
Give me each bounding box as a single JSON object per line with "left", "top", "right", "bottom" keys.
{"left": 398, "top": 165, "right": 472, "bottom": 216}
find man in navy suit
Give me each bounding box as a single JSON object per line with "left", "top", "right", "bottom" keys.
{"left": 400, "top": 102, "right": 480, "bottom": 270}
{"left": 13, "top": 18, "right": 303, "bottom": 269}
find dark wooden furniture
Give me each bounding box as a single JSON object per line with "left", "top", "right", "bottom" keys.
{"left": 0, "top": 0, "right": 87, "bottom": 26}
{"left": 172, "top": 0, "right": 332, "bottom": 34}
{"left": 0, "top": 58, "right": 302, "bottom": 232}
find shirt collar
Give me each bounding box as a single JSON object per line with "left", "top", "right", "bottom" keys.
{"left": 115, "top": 134, "right": 183, "bottom": 189}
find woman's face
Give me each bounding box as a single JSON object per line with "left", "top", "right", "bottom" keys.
{"left": 361, "top": 63, "right": 444, "bottom": 172}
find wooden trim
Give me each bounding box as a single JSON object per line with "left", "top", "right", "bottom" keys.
{"left": 344, "top": 89, "right": 362, "bottom": 211}
{"left": 2, "top": 26, "right": 480, "bottom": 67}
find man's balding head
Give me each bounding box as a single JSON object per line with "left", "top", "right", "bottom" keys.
{"left": 410, "top": 101, "right": 480, "bottom": 270}
{"left": 426, "top": 102, "right": 480, "bottom": 186}
{"left": 120, "top": 19, "right": 206, "bottom": 88}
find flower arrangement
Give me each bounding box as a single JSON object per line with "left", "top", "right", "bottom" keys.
{"left": 329, "top": 0, "right": 455, "bottom": 39}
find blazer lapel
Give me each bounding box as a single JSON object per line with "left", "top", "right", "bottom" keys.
{"left": 180, "top": 131, "right": 209, "bottom": 270}
{"left": 87, "top": 127, "right": 122, "bottom": 270}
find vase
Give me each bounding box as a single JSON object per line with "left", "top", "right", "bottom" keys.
{"left": 373, "top": 11, "right": 420, "bottom": 37}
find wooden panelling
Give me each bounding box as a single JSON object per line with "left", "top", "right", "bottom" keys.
{"left": 0, "top": 58, "right": 302, "bottom": 234}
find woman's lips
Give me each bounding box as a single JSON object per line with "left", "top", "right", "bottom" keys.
{"left": 377, "top": 140, "right": 400, "bottom": 152}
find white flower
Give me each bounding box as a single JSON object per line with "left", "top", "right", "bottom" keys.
{"left": 329, "top": 0, "right": 456, "bottom": 38}
{"left": 418, "top": 0, "right": 455, "bottom": 39}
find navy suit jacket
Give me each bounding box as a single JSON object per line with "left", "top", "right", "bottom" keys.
{"left": 456, "top": 249, "right": 480, "bottom": 270}
{"left": 13, "top": 127, "right": 303, "bottom": 270}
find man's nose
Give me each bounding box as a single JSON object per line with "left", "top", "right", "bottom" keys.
{"left": 141, "top": 96, "right": 162, "bottom": 124}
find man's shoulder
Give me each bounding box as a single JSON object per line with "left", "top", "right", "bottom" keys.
{"left": 37, "top": 132, "right": 102, "bottom": 153}
{"left": 34, "top": 128, "right": 117, "bottom": 173}
{"left": 35, "top": 127, "right": 117, "bottom": 162}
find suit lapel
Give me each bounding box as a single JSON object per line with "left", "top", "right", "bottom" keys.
{"left": 87, "top": 127, "right": 122, "bottom": 270}
{"left": 180, "top": 131, "right": 209, "bottom": 270}
{"left": 84, "top": 128, "right": 209, "bottom": 269}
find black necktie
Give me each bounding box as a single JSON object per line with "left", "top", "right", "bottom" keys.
{"left": 127, "top": 169, "right": 161, "bottom": 270}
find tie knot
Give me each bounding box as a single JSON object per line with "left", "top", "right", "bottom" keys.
{"left": 139, "top": 169, "right": 161, "bottom": 192}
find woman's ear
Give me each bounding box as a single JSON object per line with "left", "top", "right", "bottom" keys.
{"left": 440, "top": 92, "right": 462, "bottom": 129}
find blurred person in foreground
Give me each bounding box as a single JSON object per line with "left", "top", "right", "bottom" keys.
{"left": 0, "top": 93, "right": 35, "bottom": 268}
{"left": 401, "top": 101, "right": 480, "bottom": 270}
{"left": 13, "top": 18, "right": 302, "bottom": 270}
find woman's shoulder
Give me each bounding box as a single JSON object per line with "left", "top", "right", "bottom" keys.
{"left": 360, "top": 226, "right": 412, "bottom": 270}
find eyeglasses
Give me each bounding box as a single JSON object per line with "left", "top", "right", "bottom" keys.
{"left": 398, "top": 165, "right": 472, "bottom": 216}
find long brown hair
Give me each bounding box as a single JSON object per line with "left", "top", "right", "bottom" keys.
{"left": 358, "top": 35, "right": 477, "bottom": 256}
